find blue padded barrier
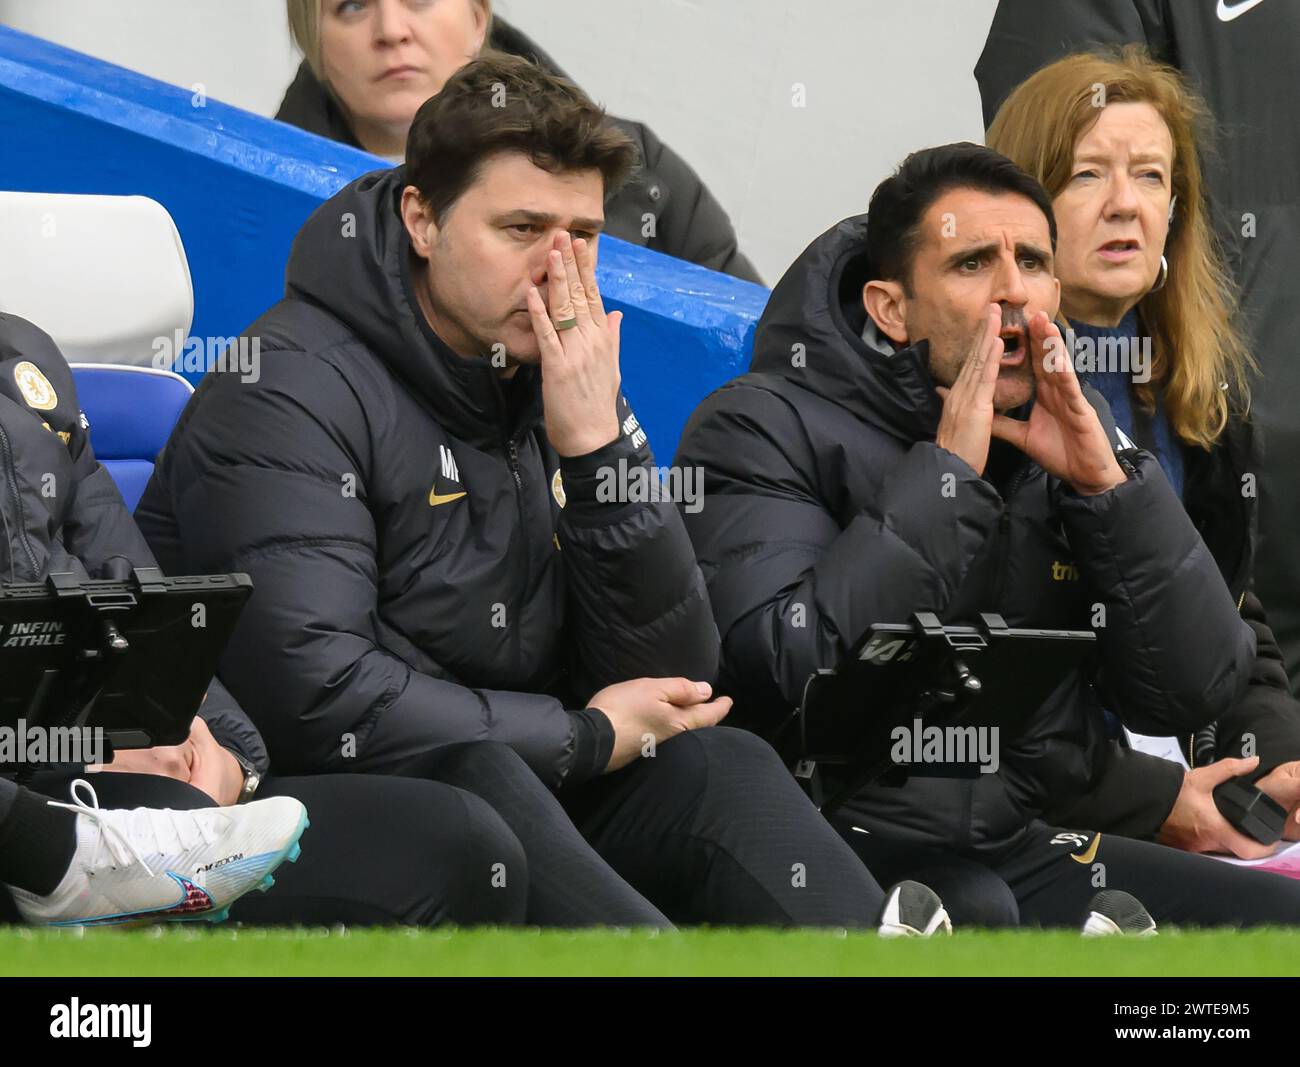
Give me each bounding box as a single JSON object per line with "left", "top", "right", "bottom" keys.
{"left": 0, "top": 25, "right": 769, "bottom": 459}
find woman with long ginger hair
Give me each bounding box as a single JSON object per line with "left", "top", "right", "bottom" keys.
{"left": 988, "top": 47, "right": 1300, "bottom": 860}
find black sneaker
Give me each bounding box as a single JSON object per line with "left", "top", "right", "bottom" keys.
{"left": 877, "top": 879, "right": 952, "bottom": 937}
{"left": 1081, "top": 889, "right": 1158, "bottom": 937}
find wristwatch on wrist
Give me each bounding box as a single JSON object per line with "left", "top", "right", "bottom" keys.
{"left": 231, "top": 750, "right": 262, "bottom": 803}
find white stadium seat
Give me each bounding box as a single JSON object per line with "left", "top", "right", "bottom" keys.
{"left": 0, "top": 190, "right": 193, "bottom": 366}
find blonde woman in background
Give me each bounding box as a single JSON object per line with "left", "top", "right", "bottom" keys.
{"left": 988, "top": 47, "right": 1300, "bottom": 862}
{"left": 276, "top": 0, "right": 761, "bottom": 282}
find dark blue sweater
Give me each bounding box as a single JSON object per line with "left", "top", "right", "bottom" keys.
{"left": 1071, "top": 310, "right": 1185, "bottom": 500}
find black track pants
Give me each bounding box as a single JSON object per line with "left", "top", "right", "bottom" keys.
{"left": 835, "top": 818, "right": 1300, "bottom": 928}
{"left": 406, "top": 729, "right": 888, "bottom": 927}
{"left": 1, "top": 767, "right": 528, "bottom": 927}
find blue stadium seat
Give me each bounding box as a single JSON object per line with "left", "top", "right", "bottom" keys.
{"left": 69, "top": 364, "right": 193, "bottom": 512}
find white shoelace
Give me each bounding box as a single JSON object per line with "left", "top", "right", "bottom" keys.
{"left": 46, "top": 779, "right": 224, "bottom": 879}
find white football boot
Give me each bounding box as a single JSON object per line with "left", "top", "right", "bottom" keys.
{"left": 8, "top": 779, "right": 308, "bottom": 926}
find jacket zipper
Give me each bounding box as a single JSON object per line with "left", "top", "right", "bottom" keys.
{"left": 502, "top": 406, "right": 527, "bottom": 672}
{"left": 486, "top": 372, "right": 530, "bottom": 673}
{"left": 989, "top": 462, "right": 1031, "bottom": 608}
{"left": 506, "top": 439, "right": 524, "bottom": 494}
{"left": 0, "top": 422, "right": 41, "bottom": 577}
{"left": 962, "top": 463, "right": 1031, "bottom": 850}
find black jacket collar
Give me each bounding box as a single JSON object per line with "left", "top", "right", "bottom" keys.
{"left": 275, "top": 60, "right": 358, "bottom": 147}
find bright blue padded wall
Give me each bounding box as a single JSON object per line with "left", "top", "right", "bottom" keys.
{"left": 0, "top": 24, "right": 769, "bottom": 460}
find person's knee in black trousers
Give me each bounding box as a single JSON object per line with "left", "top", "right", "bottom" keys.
{"left": 233, "top": 773, "right": 530, "bottom": 928}
{"left": 896, "top": 861, "right": 1019, "bottom": 928}
{"left": 564, "top": 725, "right": 888, "bottom": 927}
{"left": 405, "top": 739, "right": 670, "bottom": 927}
{"left": 829, "top": 822, "right": 1021, "bottom": 929}
{"left": 416, "top": 788, "right": 529, "bottom": 926}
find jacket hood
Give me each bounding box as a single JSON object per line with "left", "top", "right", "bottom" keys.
{"left": 749, "top": 214, "right": 944, "bottom": 444}
{"left": 285, "top": 165, "right": 539, "bottom": 448}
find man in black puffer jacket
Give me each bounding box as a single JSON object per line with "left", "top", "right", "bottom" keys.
{"left": 138, "top": 55, "right": 889, "bottom": 927}
{"left": 676, "top": 143, "right": 1300, "bottom": 927}
{"left": 1049, "top": 411, "right": 1300, "bottom": 850}
{"left": 0, "top": 312, "right": 536, "bottom": 930}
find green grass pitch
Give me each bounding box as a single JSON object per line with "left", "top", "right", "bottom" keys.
{"left": 3, "top": 926, "right": 1299, "bottom": 977}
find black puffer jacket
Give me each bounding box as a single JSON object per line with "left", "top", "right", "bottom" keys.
{"left": 1185, "top": 421, "right": 1300, "bottom": 776}
{"left": 275, "top": 17, "right": 761, "bottom": 283}
{"left": 0, "top": 314, "right": 267, "bottom": 775}
{"left": 1047, "top": 385, "right": 1300, "bottom": 839}
{"left": 136, "top": 166, "right": 719, "bottom": 786}
{"left": 673, "top": 215, "right": 1256, "bottom": 852}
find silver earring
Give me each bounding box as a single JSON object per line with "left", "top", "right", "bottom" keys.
{"left": 1150, "top": 254, "right": 1168, "bottom": 293}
